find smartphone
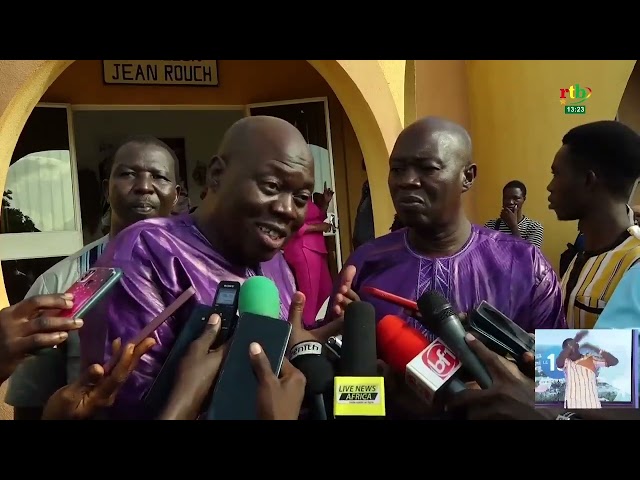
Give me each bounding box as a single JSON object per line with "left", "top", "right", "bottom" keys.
{"left": 102, "top": 286, "right": 196, "bottom": 374}
{"left": 206, "top": 312, "right": 292, "bottom": 420}
{"left": 75, "top": 268, "right": 123, "bottom": 369}
{"left": 468, "top": 301, "right": 535, "bottom": 358}
{"left": 361, "top": 286, "right": 418, "bottom": 312}
{"left": 60, "top": 267, "right": 123, "bottom": 319}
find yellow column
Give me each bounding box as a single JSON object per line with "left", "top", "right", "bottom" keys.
{"left": 466, "top": 60, "right": 635, "bottom": 271}
{"left": 413, "top": 60, "right": 475, "bottom": 218}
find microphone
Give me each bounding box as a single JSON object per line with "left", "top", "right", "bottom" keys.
{"left": 416, "top": 291, "right": 493, "bottom": 389}
{"left": 206, "top": 276, "right": 292, "bottom": 420}
{"left": 289, "top": 341, "right": 334, "bottom": 420}
{"left": 333, "top": 301, "right": 386, "bottom": 419}
{"left": 238, "top": 275, "right": 281, "bottom": 318}
{"left": 377, "top": 315, "right": 467, "bottom": 405}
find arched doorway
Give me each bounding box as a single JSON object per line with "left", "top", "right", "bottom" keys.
{"left": 0, "top": 60, "right": 402, "bottom": 307}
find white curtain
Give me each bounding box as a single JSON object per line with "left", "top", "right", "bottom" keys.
{"left": 6, "top": 150, "right": 75, "bottom": 232}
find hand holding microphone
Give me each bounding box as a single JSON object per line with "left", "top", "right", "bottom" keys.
{"left": 287, "top": 292, "right": 335, "bottom": 420}
{"left": 42, "top": 336, "right": 156, "bottom": 420}
{"left": 289, "top": 291, "right": 343, "bottom": 345}
{"left": 250, "top": 343, "right": 306, "bottom": 420}
{"left": 445, "top": 333, "right": 544, "bottom": 420}
{"left": 159, "top": 314, "right": 228, "bottom": 420}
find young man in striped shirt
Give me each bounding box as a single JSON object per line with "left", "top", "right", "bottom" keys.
{"left": 485, "top": 180, "right": 544, "bottom": 248}
{"left": 556, "top": 330, "right": 618, "bottom": 409}
{"left": 548, "top": 120, "right": 640, "bottom": 329}
{"left": 6, "top": 135, "right": 180, "bottom": 420}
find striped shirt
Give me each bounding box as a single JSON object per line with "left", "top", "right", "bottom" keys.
{"left": 484, "top": 216, "right": 544, "bottom": 248}
{"left": 562, "top": 355, "right": 607, "bottom": 409}
{"left": 5, "top": 235, "right": 109, "bottom": 407}
{"left": 562, "top": 227, "right": 640, "bottom": 329}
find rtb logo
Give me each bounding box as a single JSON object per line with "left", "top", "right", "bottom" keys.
{"left": 560, "top": 84, "right": 592, "bottom": 105}
{"left": 422, "top": 340, "right": 460, "bottom": 378}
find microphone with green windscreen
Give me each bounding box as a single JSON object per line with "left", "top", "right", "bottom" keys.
{"left": 207, "top": 275, "right": 293, "bottom": 419}
{"left": 238, "top": 275, "right": 281, "bottom": 319}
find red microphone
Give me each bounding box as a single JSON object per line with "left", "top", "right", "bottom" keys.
{"left": 377, "top": 315, "right": 467, "bottom": 404}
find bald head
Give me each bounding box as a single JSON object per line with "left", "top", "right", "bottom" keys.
{"left": 219, "top": 115, "right": 309, "bottom": 162}
{"left": 197, "top": 115, "right": 316, "bottom": 266}
{"left": 389, "top": 116, "right": 477, "bottom": 233}
{"left": 395, "top": 116, "right": 472, "bottom": 168}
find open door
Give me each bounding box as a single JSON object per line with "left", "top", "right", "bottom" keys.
{"left": 0, "top": 103, "right": 83, "bottom": 303}
{"left": 246, "top": 98, "right": 343, "bottom": 278}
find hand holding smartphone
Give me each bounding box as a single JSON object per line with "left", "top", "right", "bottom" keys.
{"left": 206, "top": 312, "right": 292, "bottom": 420}
{"left": 60, "top": 268, "right": 123, "bottom": 320}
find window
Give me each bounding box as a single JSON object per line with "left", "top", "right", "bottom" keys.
{"left": 0, "top": 104, "right": 82, "bottom": 297}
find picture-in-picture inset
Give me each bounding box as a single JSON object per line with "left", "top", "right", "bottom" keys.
{"left": 534, "top": 329, "right": 637, "bottom": 409}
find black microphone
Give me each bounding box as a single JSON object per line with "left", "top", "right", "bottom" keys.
{"left": 334, "top": 301, "right": 385, "bottom": 419}
{"left": 416, "top": 291, "right": 493, "bottom": 389}
{"left": 289, "top": 341, "right": 334, "bottom": 420}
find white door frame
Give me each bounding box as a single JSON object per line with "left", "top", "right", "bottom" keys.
{"left": 245, "top": 97, "right": 343, "bottom": 270}
{"left": 0, "top": 103, "right": 84, "bottom": 261}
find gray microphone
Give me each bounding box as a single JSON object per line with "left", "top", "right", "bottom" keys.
{"left": 416, "top": 291, "right": 493, "bottom": 389}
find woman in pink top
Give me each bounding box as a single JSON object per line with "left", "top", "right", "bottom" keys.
{"left": 284, "top": 186, "right": 334, "bottom": 328}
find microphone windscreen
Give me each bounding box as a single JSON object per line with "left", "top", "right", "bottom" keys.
{"left": 291, "top": 354, "right": 334, "bottom": 395}
{"left": 341, "top": 301, "right": 377, "bottom": 377}
{"left": 238, "top": 276, "right": 280, "bottom": 318}
{"left": 417, "top": 290, "right": 456, "bottom": 332}
{"left": 377, "top": 315, "right": 430, "bottom": 373}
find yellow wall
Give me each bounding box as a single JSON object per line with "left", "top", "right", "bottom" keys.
{"left": 378, "top": 60, "right": 406, "bottom": 125}
{"left": 466, "top": 60, "right": 636, "bottom": 270}
{"left": 412, "top": 60, "right": 476, "bottom": 219}
{"left": 619, "top": 64, "right": 640, "bottom": 206}
{"left": 619, "top": 63, "right": 640, "bottom": 131}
